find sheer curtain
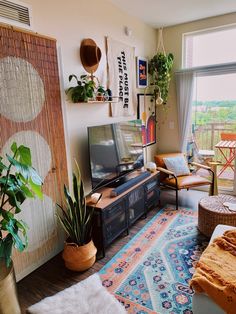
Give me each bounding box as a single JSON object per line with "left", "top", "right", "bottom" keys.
{"left": 175, "top": 70, "right": 195, "bottom": 153}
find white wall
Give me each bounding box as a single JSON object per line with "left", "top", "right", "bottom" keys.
{"left": 157, "top": 13, "right": 236, "bottom": 153}
{"left": 21, "top": 0, "right": 157, "bottom": 191}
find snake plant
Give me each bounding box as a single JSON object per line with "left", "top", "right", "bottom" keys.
{"left": 57, "top": 161, "right": 94, "bottom": 246}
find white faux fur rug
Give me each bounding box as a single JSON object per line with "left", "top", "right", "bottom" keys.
{"left": 27, "top": 273, "right": 126, "bottom": 314}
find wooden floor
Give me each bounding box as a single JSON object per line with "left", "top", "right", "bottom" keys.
{"left": 17, "top": 189, "right": 207, "bottom": 313}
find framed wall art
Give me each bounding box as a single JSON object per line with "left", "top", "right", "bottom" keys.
{"left": 137, "top": 93, "right": 156, "bottom": 147}
{"left": 136, "top": 57, "right": 148, "bottom": 88}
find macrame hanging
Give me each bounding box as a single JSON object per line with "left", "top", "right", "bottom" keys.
{"left": 143, "top": 28, "right": 167, "bottom": 108}
{"left": 148, "top": 27, "right": 174, "bottom": 105}
{"left": 156, "top": 28, "right": 166, "bottom": 56}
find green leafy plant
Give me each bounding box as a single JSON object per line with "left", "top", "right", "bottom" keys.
{"left": 97, "top": 85, "right": 106, "bottom": 94}
{"left": 0, "top": 142, "right": 43, "bottom": 266}
{"left": 149, "top": 52, "right": 174, "bottom": 104}
{"left": 96, "top": 85, "right": 108, "bottom": 101}
{"left": 57, "top": 161, "right": 96, "bottom": 246}
{"left": 66, "top": 74, "right": 96, "bottom": 103}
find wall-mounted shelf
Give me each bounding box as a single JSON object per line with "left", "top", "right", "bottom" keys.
{"left": 87, "top": 100, "right": 119, "bottom": 104}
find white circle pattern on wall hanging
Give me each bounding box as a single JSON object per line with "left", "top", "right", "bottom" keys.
{"left": 18, "top": 195, "right": 56, "bottom": 252}
{"left": 1, "top": 131, "right": 55, "bottom": 251}
{"left": 1, "top": 130, "right": 52, "bottom": 181}
{"left": 0, "top": 56, "right": 45, "bottom": 122}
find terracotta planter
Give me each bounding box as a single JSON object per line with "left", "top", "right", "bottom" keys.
{"left": 0, "top": 259, "right": 21, "bottom": 314}
{"left": 62, "top": 240, "right": 97, "bottom": 271}
{"left": 96, "top": 93, "right": 104, "bottom": 101}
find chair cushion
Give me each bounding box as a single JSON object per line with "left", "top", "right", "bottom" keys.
{"left": 163, "top": 155, "right": 190, "bottom": 177}
{"left": 154, "top": 152, "right": 183, "bottom": 168}
{"left": 163, "top": 174, "right": 211, "bottom": 189}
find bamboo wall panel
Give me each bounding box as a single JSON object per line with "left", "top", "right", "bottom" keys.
{"left": 0, "top": 25, "right": 68, "bottom": 280}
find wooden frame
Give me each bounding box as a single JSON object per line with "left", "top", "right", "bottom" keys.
{"left": 136, "top": 57, "right": 148, "bottom": 88}
{"left": 137, "top": 93, "right": 156, "bottom": 147}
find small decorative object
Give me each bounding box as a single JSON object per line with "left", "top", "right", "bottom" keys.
{"left": 96, "top": 85, "right": 107, "bottom": 101}
{"left": 80, "top": 38, "right": 102, "bottom": 75}
{"left": 106, "top": 88, "right": 112, "bottom": 101}
{"left": 57, "top": 161, "right": 98, "bottom": 271}
{"left": 136, "top": 57, "right": 148, "bottom": 88}
{"left": 145, "top": 161, "right": 156, "bottom": 172}
{"left": 223, "top": 202, "right": 236, "bottom": 212}
{"left": 66, "top": 74, "right": 96, "bottom": 103}
{"left": 0, "top": 142, "right": 43, "bottom": 314}
{"left": 90, "top": 193, "right": 102, "bottom": 204}
{"left": 148, "top": 28, "right": 174, "bottom": 104}
{"left": 137, "top": 93, "right": 156, "bottom": 147}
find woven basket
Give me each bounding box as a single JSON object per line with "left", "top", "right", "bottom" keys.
{"left": 62, "top": 240, "right": 97, "bottom": 272}
{"left": 198, "top": 194, "right": 236, "bottom": 237}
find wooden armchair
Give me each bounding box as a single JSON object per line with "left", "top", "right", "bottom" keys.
{"left": 154, "top": 153, "right": 214, "bottom": 210}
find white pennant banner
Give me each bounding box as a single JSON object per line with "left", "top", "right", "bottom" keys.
{"left": 106, "top": 37, "right": 135, "bottom": 117}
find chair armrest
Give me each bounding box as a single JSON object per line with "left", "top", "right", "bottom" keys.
{"left": 190, "top": 162, "right": 214, "bottom": 190}
{"left": 157, "top": 166, "right": 175, "bottom": 177}
{"left": 190, "top": 162, "right": 211, "bottom": 171}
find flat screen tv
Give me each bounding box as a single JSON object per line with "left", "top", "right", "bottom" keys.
{"left": 88, "top": 120, "right": 144, "bottom": 189}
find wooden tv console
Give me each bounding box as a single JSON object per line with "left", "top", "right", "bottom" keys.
{"left": 86, "top": 170, "right": 160, "bottom": 257}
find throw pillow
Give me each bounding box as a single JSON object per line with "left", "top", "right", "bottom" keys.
{"left": 163, "top": 156, "right": 190, "bottom": 177}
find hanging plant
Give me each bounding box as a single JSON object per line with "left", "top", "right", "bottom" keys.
{"left": 148, "top": 52, "right": 174, "bottom": 104}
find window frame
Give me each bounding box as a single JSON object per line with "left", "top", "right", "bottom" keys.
{"left": 182, "top": 23, "right": 236, "bottom": 69}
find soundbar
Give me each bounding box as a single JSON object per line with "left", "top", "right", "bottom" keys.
{"left": 110, "top": 171, "right": 151, "bottom": 197}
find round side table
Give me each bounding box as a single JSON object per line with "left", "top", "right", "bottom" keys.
{"left": 198, "top": 194, "right": 236, "bottom": 237}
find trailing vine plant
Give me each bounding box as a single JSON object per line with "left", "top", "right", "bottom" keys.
{"left": 148, "top": 52, "right": 174, "bottom": 105}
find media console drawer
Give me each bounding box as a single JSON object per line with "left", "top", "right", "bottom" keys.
{"left": 103, "top": 200, "right": 127, "bottom": 246}
{"left": 127, "top": 186, "right": 145, "bottom": 225}
{"left": 87, "top": 170, "right": 160, "bottom": 258}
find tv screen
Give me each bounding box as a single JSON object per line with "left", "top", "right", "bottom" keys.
{"left": 88, "top": 120, "right": 144, "bottom": 189}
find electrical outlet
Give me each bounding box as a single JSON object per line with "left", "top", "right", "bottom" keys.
{"left": 169, "top": 121, "right": 175, "bottom": 129}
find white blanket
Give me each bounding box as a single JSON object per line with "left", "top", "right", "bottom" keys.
{"left": 27, "top": 273, "right": 126, "bottom": 314}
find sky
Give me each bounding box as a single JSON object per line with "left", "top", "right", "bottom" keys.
{"left": 188, "top": 27, "right": 236, "bottom": 101}
{"left": 194, "top": 74, "right": 236, "bottom": 101}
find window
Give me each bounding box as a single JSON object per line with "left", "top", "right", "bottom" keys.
{"left": 183, "top": 26, "right": 236, "bottom": 68}
{"left": 183, "top": 25, "right": 236, "bottom": 192}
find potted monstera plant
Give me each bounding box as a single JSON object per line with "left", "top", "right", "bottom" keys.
{"left": 57, "top": 161, "right": 98, "bottom": 272}
{"left": 0, "top": 142, "right": 43, "bottom": 314}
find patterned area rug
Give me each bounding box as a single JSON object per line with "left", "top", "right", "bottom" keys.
{"left": 99, "top": 205, "right": 208, "bottom": 314}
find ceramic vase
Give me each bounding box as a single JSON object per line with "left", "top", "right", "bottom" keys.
{"left": 0, "top": 258, "right": 21, "bottom": 314}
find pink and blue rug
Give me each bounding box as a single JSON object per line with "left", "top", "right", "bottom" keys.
{"left": 99, "top": 205, "right": 208, "bottom": 314}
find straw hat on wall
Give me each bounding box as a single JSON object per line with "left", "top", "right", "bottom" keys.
{"left": 80, "top": 38, "right": 102, "bottom": 74}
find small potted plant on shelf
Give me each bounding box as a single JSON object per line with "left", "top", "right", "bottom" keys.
{"left": 0, "top": 142, "right": 43, "bottom": 314}
{"left": 96, "top": 85, "right": 107, "bottom": 101}
{"left": 57, "top": 161, "right": 98, "bottom": 272}
{"left": 66, "top": 74, "right": 96, "bottom": 103}
{"left": 148, "top": 52, "right": 174, "bottom": 104}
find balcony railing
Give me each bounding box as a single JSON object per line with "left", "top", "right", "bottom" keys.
{"left": 193, "top": 122, "right": 236, "bottom": 163}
